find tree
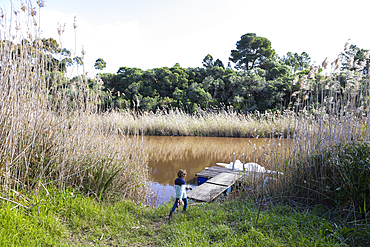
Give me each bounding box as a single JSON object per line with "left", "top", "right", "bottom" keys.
{"left": 228, "top": 73, "right": 267, "bottom": 111}
{"left": 260, "top": 59, "right": 291, "bottom": 80}
{"left": 281, "top": 52, "right": 311, "bottom": 72}
{"left": 201, "top": 76, "right": 222, "bottom": 98}
{"left": 202, "top": 54, "right": 224, "bottom": 69}
{"left": 341, "top": 44, "right": 369, "bottom": 75}
{"left": 41, "top": 38, "right": 60, "bottom": 53}
{"left": 202, "top": 54, "right": 214, "bottom": 68}
{"left": 187, "top": 83, "right": 213, "bottom": 108}
{"left": 41, "top": 38, "right": 76, "bottom": 73}
{"left": 229, "top": 33, "right": 275, "bottom": 71}
{"left": 94, "top": 58, "right": 107, "bottom": 71}
{"left": 214, "top": 59, "right": 224, "bottom": 68}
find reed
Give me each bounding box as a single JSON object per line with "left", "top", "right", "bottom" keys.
{"left": 261, "top": 49, "right": 370, "bottom": 220}
{"left": 95, "top": 107, "right": 295, "bottom": 138}
{"left": 0, "top": 1, "right": 149, "bottom": 205}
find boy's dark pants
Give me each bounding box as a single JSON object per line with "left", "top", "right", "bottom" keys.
{"left": 170, "top": 198, "right": 188, "bottom": 213}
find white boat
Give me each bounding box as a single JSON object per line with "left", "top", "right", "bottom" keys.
{"left": 216, "top": 160, "right": 265, "bottom": 172}
{"left": 216, "top": 160, "right": 282, "bottom": 175}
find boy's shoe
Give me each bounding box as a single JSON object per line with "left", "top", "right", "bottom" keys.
{"left": 169, "top": 211, "right": 173, "bottom": 219}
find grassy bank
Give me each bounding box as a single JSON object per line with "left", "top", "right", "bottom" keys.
{"left": 2, "top": 189, "right": 369, "bottom": 246}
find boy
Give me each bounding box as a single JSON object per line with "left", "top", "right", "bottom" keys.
{"left": 169, "top": 169, "right": 191, "bottom": 219}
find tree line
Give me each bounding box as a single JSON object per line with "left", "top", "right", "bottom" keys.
{"left": 3, "top": 33, "right": 367, "bottom": 113}
{"left": 99, "top": 33, "right": 316, "bottom": 112}
{"left": 99, "top": 33, "right": 370, "bottom": 113}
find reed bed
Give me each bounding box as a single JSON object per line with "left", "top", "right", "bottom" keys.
{"left": 0, "top": 1, "right": 150, "bottom": 205}
{"left": 260, "top": 51, "right": 370, "bottom": 222}
{"left": 95, "top": 107, "right": 295, "bottom": 138}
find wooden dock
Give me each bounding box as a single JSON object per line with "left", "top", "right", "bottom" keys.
{"left": 195, "top": 166, "right": 242, "bottom": 178}
{"left": 187, "top": 165, "right": 273, "bottom": 202}
{"left": 187, "top": 166, "right": 243, "bottom": 202}
{"left": 195, "top": 165, "right": 278, "bottom": 178}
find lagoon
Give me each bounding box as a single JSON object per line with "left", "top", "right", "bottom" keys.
{"left": 145, "top": 136, "right": 288, "bottom": 205}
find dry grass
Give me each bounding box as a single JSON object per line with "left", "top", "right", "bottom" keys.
{"left": 0, "top": 1, "right": 150, "bottom": 205}
{"left": 95, "top": 107, "right": 295, "bottom": 138}
{"left": 259, "top": 52, "right": 370, "bottom": 220}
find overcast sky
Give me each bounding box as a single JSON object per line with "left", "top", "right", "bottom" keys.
{"left": 2, "top": 0, "right": 370, "bottom": 77}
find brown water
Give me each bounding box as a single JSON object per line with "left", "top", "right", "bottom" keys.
{"left": 145, "top": 136, "right": 289, "bottom": 205}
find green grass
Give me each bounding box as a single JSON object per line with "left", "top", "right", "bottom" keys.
{"left": 164, "top": 201, "right": 343, "bottom": 247}
{"left": 1, "top": 189, "right": 368, "bottom": 246}
{"left": 0, "top": 200, "right": 66, "bottom": 246}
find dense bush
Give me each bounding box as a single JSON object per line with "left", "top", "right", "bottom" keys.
{"left": 295, "top": 141, "right": 370, "bottom": 218}
{"left": 99, "top": 64, "right": 298, "bottom": 113}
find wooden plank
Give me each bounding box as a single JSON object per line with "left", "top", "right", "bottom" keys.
{"left": 196, "top": 166, "right": 279, "bottom": 179}
{"left": 195, "top": 169, "right": 221, "bottom": 178}
{"left": 187, "top": 183, "right": 227, "bottom": 202}
{"left": 207, "top": 166, "right": 242, "bottom": 173}
{"left": 195, "top": 166, "right": 243, "bottom": 178}
{"left": 189, "top": 162, "right": 282, "bottom": 203}
{"left": 206, "top": 173, "right": 241, "bottom": 186}
{"left": 188, "top": 173, "right": 242, "bottom": 202}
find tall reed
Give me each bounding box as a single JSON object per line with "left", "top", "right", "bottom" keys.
{"left": 95, "top": 107, "right": 295, "bottom": 138}
{"left": 0, "top": 1, "right": 150, "bottom": 205}
{"left": 263, "top": 47, "right": 370, "bottom": 218}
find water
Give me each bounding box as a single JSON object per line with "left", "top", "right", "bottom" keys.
{"left": 146, "top": 136, "right": 288, "bottom": 205}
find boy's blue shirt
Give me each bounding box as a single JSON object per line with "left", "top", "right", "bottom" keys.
{"left": 174, "top": 177, "right": 186, "bottom": 199}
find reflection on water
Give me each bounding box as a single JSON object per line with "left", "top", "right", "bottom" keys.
{"left": 149, "top": 180, "right": 197, "bottom": 207}
{"left": 149, "top": 182, "right": 175, "bottom": 206}
{"left": 146, "top": 136, "right": 290, "bottom": 205}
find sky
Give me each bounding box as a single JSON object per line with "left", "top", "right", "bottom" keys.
{"left": 2, "top": 0, "right": 370, "bottom": 77}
